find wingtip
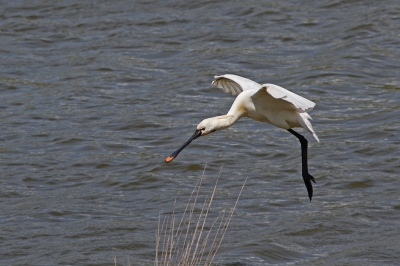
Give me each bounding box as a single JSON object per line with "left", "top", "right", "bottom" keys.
{"left": 211, "top": 75, "right": 221, "bottom": 85}
{"left": 313, "top": 133, "right": 320, "bottom": 143}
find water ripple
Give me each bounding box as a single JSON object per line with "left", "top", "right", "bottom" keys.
{"left": 1, "top": 0, "right": 400, "bottom": 265}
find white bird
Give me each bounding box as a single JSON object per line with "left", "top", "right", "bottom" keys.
{"left": 166, "top": 74, "right": 319, "bottom": 201}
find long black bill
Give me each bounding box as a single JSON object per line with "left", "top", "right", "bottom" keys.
{"left": 165, "top": 129, "right": 202, "bottom": 163}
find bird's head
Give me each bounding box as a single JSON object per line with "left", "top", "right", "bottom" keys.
{"left": 196, "top": 118, "right": 218, "bottom": 136}
{"left": 165, "top": 118, "right": 219, "bottom": 163}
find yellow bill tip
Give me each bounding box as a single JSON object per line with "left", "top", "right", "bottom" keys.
{"left": 165, "top": 156, "right": 174, "bottom": 163}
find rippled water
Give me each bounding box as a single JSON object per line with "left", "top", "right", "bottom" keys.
{"left": 1, "top": 0, "right": 400, "bottom": 265}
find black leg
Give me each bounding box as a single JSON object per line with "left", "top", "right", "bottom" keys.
{"left": 287, "top": 129, "right": 316, "bottom": 201}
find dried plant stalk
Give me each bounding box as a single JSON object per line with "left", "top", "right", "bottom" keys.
{"left": 155, "top": 166, "right": 246, "bottom": 266}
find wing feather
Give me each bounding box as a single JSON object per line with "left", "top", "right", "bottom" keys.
{"left": 212, "top": 74, "right": 261, "bottom": 96}
{"left": 232, "top": 82, "right": 241, "bottom": 95}
{"left": 262, "top": 83, "right": 316, "bottom": 112}
{"left": 221, "top": 79, "right": 228, "bottom": 93}
{"left": 212, "top": 75, "right": 316, "bottom": 112}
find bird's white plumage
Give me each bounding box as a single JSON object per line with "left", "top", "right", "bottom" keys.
{"left": 262, "top": 84, "right": 315, "bottom": 113}
{"left": 212, "top": 74, "right": 316, "bottom": 113}
{"left": 211, "top": 74, "right": 319, "bottom": 142}
{"left": 212, "top": 74, "right": 261, "bottom": 95}
{"left": 298, "top": 112, "right": 319, "bottom": 142}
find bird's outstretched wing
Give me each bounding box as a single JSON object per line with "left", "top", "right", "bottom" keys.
{"left": 212, "top": 74, "right": 261, "bottom": 95}
{"left": 261, "top": 84, "right": 316, "bottom": 113}
{"left": 212, "top": 74, "right": 316, "bottom": 113}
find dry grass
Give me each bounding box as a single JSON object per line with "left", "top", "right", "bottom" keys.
{"left": 155, "top": 166, "right": 246, "bottom": 266}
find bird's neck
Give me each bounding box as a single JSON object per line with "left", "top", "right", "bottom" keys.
{"left": 212, "top": 114, "right": 240, "bottom": 131}
{"left": 208, "top": 103, "right": 245, "bottom": 132}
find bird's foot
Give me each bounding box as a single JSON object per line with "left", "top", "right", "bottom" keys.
{"left": 302, "top": 172, "right": 316, "bottom": 201}
{"left": 308, "top": 172, "right": 316, "bottom": 183}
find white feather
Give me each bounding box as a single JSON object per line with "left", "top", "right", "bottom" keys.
{"left": 262, "top": 84, "right": 316, "bottom": 113}
{"left": 298, "top": 112, "right": 319, "bottom": 142}
{"left": 212, "top": 74, "right": 261, "bottom": 95}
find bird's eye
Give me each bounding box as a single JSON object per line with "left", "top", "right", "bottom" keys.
{"left": 201, "top": 127, "right": 206, "bottom": 131}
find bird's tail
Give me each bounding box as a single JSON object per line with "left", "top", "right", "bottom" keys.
{"left": 298, "top": 112, "right": 319, "bottom": 142}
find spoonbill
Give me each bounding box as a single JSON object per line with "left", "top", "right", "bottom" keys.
{"left": 165, "top": 74, "right": 319, "bottom": 201}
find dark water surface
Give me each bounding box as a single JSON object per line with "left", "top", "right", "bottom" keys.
{"left": 1, "top": 0, "right": 400, "bottom": 265}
